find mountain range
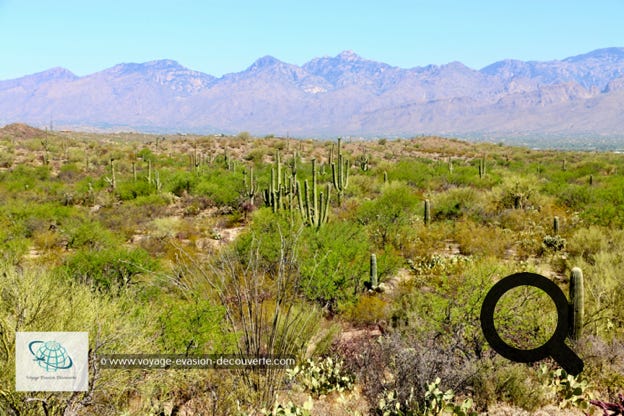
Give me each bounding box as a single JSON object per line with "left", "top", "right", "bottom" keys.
{"left": 2, "top": 48, "right": 624, "bottom": 140}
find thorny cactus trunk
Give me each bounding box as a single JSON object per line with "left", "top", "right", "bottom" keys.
{"left": 569, "top": 267, "right": 584, "bottom": 340}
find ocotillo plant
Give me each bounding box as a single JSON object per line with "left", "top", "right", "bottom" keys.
{"left": 569, "top": 267, "right": 584, "bottom": 340}
{"left": 424, "top": 199, "right": 431, "bottom": 225}
{"left": 331, "top": 138, "right": 349, "bottom": 205}
{"left": 370, "top": 253, "right": 378, "bottom": 289}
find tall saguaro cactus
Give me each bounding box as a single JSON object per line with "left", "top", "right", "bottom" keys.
{"left": 569, "top": 267, "right": 584, "bottom": 340}
{"left": 105, "top": 158, "right": 117, "bottom": 190}
{"left": 264, "top": 150, "right": 300, "bottom": 213}
{"left": 424, "top": 199, "right": 431, "bottom": 225}
{"left": 246, "top": 166, "right": 258, "bottom": 206}
{"left": 331, "top": 138, "right": 349, "bottom": 205}
{"left": 299, "top": 159, "right": 330, "bottom": 229}
{"left": 370, "top": 253, "right": 378, "bottom": 289}
{"left": 478, "top": 155, "right": 486, "bottom": 178}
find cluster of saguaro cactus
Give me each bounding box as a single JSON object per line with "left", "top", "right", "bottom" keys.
{"left": 298, "top": 159, "right": 330, "bottom": 229}
{"left": 223, "top": 148, "right": 233, "bottom": 171}
{"left": 190, "top": 142, "right": 202, "bottom": 174}
{"left": 569, "top": 267, "right": 584, "bottom": 340}
{"left": 263, "top": 150, "right": 299, "bottom": 213}
{"left": 258, "top": 147, "right": 334, "bottom": 229}
{"left": 331, "top": 138, "right": 349, "bottom": 205}
{"left": 478, "top": 155, "right": 486, "bottom": 178}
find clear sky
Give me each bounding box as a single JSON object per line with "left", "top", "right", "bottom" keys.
{"left": 1, "top": 0, "right": 623, "bottom": 80}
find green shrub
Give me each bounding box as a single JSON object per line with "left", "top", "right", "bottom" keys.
{"left": 158, "top": 295, "right": 235, "bottom": 354}
{"left": 0, "top": 262, "right": 160, "bottom": 415}
{"left": 344, "top": 294, "right": 389, "bottom": 326}
{"left": 357, "top": 182, "right": 419, "bottom": 249}
{"left": 115, "top": 179, "right": 154, "bottom": 200}
{"left": 299, "top": 220, "right": 370, "bottom": 308}
{"left": 59, "top": 246, "right": 157, "bottom": 289}
{"left": 64, "top": 219, "right": 119, "bottom": 249}
{"left": 195, "top": 170, "right": 243, "bottom": 207}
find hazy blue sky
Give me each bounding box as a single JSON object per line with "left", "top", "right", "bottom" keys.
{"left": 1, "top": 0, "right": 623, "bottom": 79}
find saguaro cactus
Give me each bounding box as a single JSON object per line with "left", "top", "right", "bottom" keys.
{"left": 105, "top": 158, "right": 117, "bottom": 190}
{"left": 370, "top": 253, "right": 378, "bottom": 289}
{"left": 424, "top": 199, "right": 431, "bottom": 225}
{"left": 147, "top": 159, "right": 153, "bottom": 184}
{"left": 553, "top": 216, "right": 560, "bottom": 235}
{"left": 299, "top": 159, "right": 330, "bottom": 229}
{"left": 331, "top": 138, "right": 349, "bottom": 206}
{"left": 246, "top": 166, "right": 258, "bottom": 206}
{"left": 478, "top": 155, "right": 486, "bottom": 178}
{"left": 569, "top": 267, "right": 584, "bottom": 340}
{"left": 358, "top": 154, "right": 370, "bottom": 171}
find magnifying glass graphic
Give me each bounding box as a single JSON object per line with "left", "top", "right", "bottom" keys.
{"left": 480, "top": 272, "right": 584, "bottom": 375}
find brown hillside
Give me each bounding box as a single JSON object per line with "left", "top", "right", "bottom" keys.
{"left": 0, "top": 123, "right": 46, "bottom": 140}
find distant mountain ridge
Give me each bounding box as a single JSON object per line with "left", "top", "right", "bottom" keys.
{"left": 1, "top": 48, "right": 624, "bottom": 139}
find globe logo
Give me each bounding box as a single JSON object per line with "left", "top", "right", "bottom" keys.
{"left": 28, "top": 340, "right": 74, "bottom": 371}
